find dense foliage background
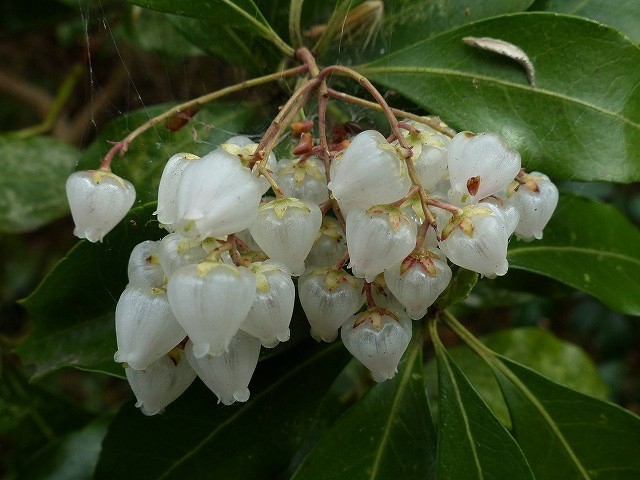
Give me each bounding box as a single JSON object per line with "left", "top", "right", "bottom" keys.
{"left": 1, "top": 0, "right": 639, "bottom": 478}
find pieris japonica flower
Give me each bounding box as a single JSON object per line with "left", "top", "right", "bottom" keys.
{"left": 242, "top": 261, "right": 295, "bottom": 348}
{"left": 305, "top": 216, "right": 347, "bottom": 268}
{"left": 507, "top": 172, "right": 559, "bottom": 241}
{"left": 438, "top": 203, "right": 517, "bottom": 278}
{"left": 66, "top": 169, "right": 136, "bottom": 242}
{"left": 341, "top": 308, "right": 412, "bottom": 382}
{"left": 370, "top": 275, "right": 405, "bottom": 313}
{"left": 447, "top": 132, "right": 521, "bottom": 203}
{"left": 384, "top": 248, "right": 452, "bottom": 320}
{"left": 125, "top": 351, "right": 196, "bottom": 416}
{"left": 299, "top": 268, "right": 364, "bottom": 342}
{"left": 114, "top": 285, "right": 186, "bottom": 370}
{"left": 346, "top": 206, "right": 417, "bottom": 282}
{"left": 274, "top": 155, "right": 329, "bottom": 205}
{"left": 127, "top": 240, "right": 165, "bottom": 288}
{"left": 185, "top": 330, "right": 260, "bottom": 405}
{"left": 329, "top": 130, "right": 411, "bottom": 209}
{"left": 175, "top": 148, "right": 263, "bottom": 239}
{"left": 155, "top": 152, "right": 200, "bottom": 229}
{"left": 167, "top": 261, "right": 256, "bottom": 358}
{"left": 158, "top": 233, "right": 207, "bottom": 277}
{"left": 249, "top": 197, "right": 322, "bottom": 276}
{"left": 399, "top": 123, "right": 450, "bottom": 192}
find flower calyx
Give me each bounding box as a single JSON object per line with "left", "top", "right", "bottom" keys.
{"left": 353, "top": 307, "right": 399, "bottom": 330}
{"left": 441, "top": 205, "right": 492, "bottom": 240}
{"left": 400, "top": 249, "right": 440, "bottom": 277}
{"left": 366, "top": 204, "right": 408, "bottom": 232}
{"left": 91, "top": 168, "right": 127, "bottom": 189}
{"left": 249, "top": 262, "right": 284, "bottom": 293}
{"left": 259, "top": 196, "right": 311, "bottom": 219}
{"left": 277, "top": 157, "right": 325, "bottom": 186}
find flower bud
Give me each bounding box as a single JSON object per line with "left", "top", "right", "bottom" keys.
{"left": 384, "top": 248, "right": 452, "bottom": 320}
{"left": 242, "top": 261, "right": 295, "bottom": 348}
{"left": 114, "top": 285, "right": 186, "bottom": 370}
{"left": 329, "top": 130, "right": 411, "bottom": 209}
{"left": 507, "top": 172, "right": 558, "bottom": 241}
{"left": 167, "top": 261, "right": 256, "bottom": 358}
{"left": 274, "top": 155, "right": 329, "bottom": 205}
{"left": 249, "top": 197, "right": 322, "bottom": 276}
{"left": 447, "top": 132, "right": 520, "bottom": 203}
{"left": 298, "top": 268, "right": 364, "bottom": 342}
{"left": 125, "top": 351, "right": 196, "bottom": 416}
{"left": 346, "top": 206, "right": 417, "bottom": 282}
{"left": 185, "top": 330, "right": 260, "bottom": 405}
{"left": 66, "top": 169, "right": 136, "bottom": 242}
{"left": 341, "top": 308, "right": 412, "bottom": 382}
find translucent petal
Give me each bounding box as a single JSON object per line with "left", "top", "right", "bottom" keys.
{"left": 66, "top": 170, "right": 136, "bottom": 242}
{"left": 185, "top": 331, "right": 260, "bottom": 405}
{"left": 167, "top": 262, "right": 256, "bottom": 357}
{"left": 126, "top": 353, "right": 196, "bottom": 416}
{"left": 508, "top": 172, "right": 559, "bottom": 241}
{"left": 127, "top": 240, "right": 165, "bottom": 287}
{"left": 158, "top": 233, "right": 207, "bottom": 277}
{"left": 274, "top": 156, "right": 329, "bottom": 205}
{"left": 305, "top": 216, "right": 347, "bottom": 268}
{"left": 156, "top": 152, "right": 199, "bottom": 226}
{"left": 341, "top": 310, "right": 412, "bottom": 382}
{"left": 114, "top": 285, "right": 186, "bottom": 370}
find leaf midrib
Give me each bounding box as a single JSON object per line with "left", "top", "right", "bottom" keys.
{"left": 358, "top": 66, "right": 640, "bottom": 129}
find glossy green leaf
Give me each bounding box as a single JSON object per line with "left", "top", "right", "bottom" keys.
{"left": 494, "top": 356, "right": 640, "bottom": 480}
{"left": 426, "top": 327, "right": 610, "bottom": 428}
{"left": 509, "top": 193, "right": 640, "bottom": 315}
{"left": 94, "top": 341, "right": 350, "bottom": 479}
{"left": 23, "top": 416, "right": 110, "bottom": 480}
{"left": 434, "top": 268, "right": 478, "bottom": 309}
{"left": 435, "top": 345, "right": 534, "bottom": 479}
{"left": 360, "top": 13, "right": 640, "bottom": 183}
{"left": 532, "top": 0, "right": 640, "bottom": 42}
{"left": 0, "top": 135, "right": 77, "bottom": 233}
{"left": 317, "top": 0, "right": 533, "bottom": 64}
{"left": 78, "top": 102, "right": 259, "bottom": 204}
{"left": 291, "top": 341, "right": 436, "bottom": 480}
{"left": 17, "top": 203, "right": 163, "bottom": 379}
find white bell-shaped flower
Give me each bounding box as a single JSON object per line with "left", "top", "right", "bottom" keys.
{"left": 507, "top": 172, "right": 558, "bottom": 241}
{"left": 328, "top": 130, "right": 411, "bottom": 209}
{"left": 114, "top": 285, "right": 186, "bottom": 370}
{"left": 274, "top": 156, "right": 329, "bottom": 205}
{"left": 175, "top": 148, "right": 263, "bottom": 239}
{"left": 185, "top": 330, "right": 260, "bottom": 405}
{"left": 127, "top": 240, "right": 165, "bottom": 288}
{"left": 438, "top": 203, "right": 516, "bottom": 278}
{"left": 370, "top": 274, "right": 405, "bottom": 313}
{"left": 341, "top": 308, "right": 412, "bottom": 382}
{"left": 235, "top": 228, "right": 263, "bottom": 253}
{"left": 346, "top": 206, "right": 417, "bottom": 282}
{"left": 221, "top": 136, "right": 276, "bottom": 194}
{"left": 158, "top": 233, "right": 207, "bottom": 277}
{"left": 305, "top": 216, "right": 347, "bottom": 268}
{"left": 155, "top": 152, "right": 200, "bottom": 228}
{"left": 298, "top": 268, "right": 364, "bottom": 342}
{"left": 384, "top": 248, "right": 452, "bottom": 320}
{"left": 66, "top": 169, "right": 136, "bottom": 242}
{"left": 447, "top": 132, "right": 520, "bottom": 203}
{"left": 242, "top": 261, "right": 295, "bottom": 348}
{"left": 399, "top": 125, "right": 450, "bottom": 193}
{"left": 249, "top": 197, "right": 322, "bottom": 276}
{"left": 167, "top": 261, "right": 256, "bottom": 358}
{"left": 125, "top": 351, "right": 196, "bottom": 416}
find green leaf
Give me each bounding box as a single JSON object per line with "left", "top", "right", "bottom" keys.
{"left": 94, "top": 341, "right": 350, "bottom": 479}
{"left": 77, "top": 102, "right": 259, "bottom": 204}
{"left": 360, "top": 13, "right": 640, "bottom": 183}
{"left": 0, "top": 135, "right": 77, "bottom": 233}
{"left": 508, "top": 193, "right": 640, "bottom": 315}
{"left": 291, "top": 340, "right": 437, "bottom": 480}
{"left": 17, "top": 203, "right": 163, "bottom": 379}
{"left": 494, "top": 356, "right": 640, "bottom": 480}
{"left": 531, "top": 0, "right": 640, "bottom": 43}
{"left": 319, "top": 0, "right": 534, "bottom": 64}
{"left": 425, "top": 327, "right": 610, "bottom": 428}
{"left": 22, "top": 416, "right": 110, "bottom": 480}
{"left": 434, "top": 268, "right": 478, "bottom": 309}
{"left": 123, "top": 0, "right": 293, "bottom": 55}
{"left": 435, "top": 344, "right": 534, "bottom": 479}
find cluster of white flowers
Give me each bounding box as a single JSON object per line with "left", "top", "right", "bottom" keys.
{"left": 66, "top": 120, "right": 558, "bottom": 415}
